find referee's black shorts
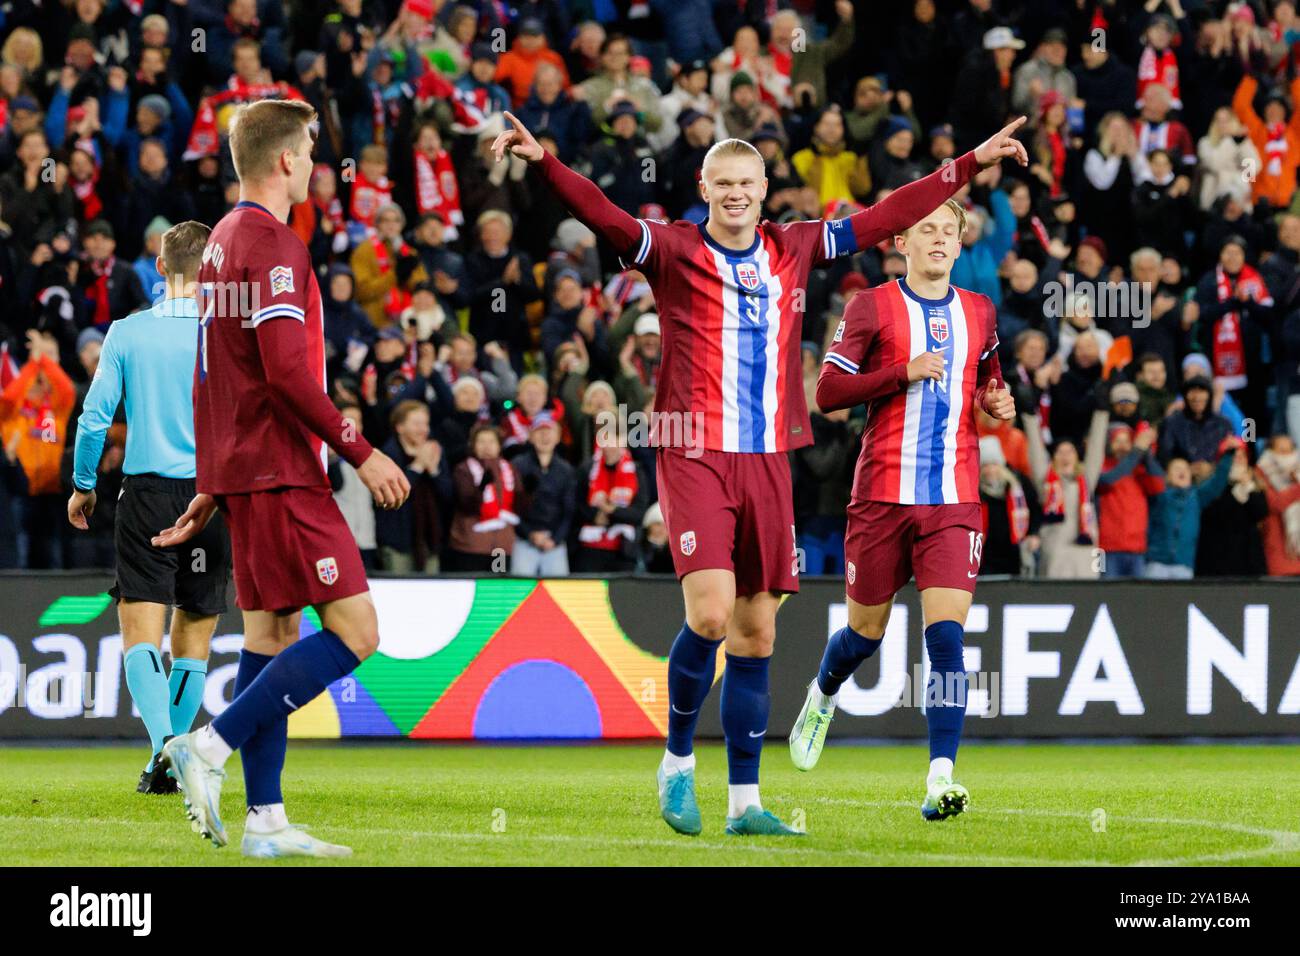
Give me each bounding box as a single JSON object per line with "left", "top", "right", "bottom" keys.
{"left": 111, "top": 473, "right": 231, "bottom": 616}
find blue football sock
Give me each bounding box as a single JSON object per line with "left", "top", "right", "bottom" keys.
{"left": 923, "top": 620, "right": 968, "bottom": 763}
{"left": 816, "top": 625, "right": 882, "bottom": 696}
{"left": 212, "top": 629, "right": 358, "bottom": 753}
{"left": 231, "top": 649, "right": 287, "bottom": 807}
{"left": 124, "top": 644, "right": 172, "bottom": 769}
{"left": 721, "top": 654, "right": 770, "bottom": 785}
{"left": 665, "top": 622, "right": 722, "bottom": 757}
{"left": 168, "top": 657, "right": 207, "bottom": 737}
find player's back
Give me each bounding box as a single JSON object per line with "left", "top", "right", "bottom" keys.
{"left": 194, "top": 201, "right": 327, "bottom": 496}
{"left": 630, "top": 216, "right": 849, "bottom": 454}
{"left": 835, "top": 279, "right": 997, "bottom": 505}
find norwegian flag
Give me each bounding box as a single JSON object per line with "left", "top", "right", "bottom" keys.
{"left": 0, "top": 342, "right": 18, "bottom": 391}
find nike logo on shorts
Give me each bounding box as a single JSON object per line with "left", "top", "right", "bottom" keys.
{"left": 748, "top": 730, "right": 766, "bottom": 738}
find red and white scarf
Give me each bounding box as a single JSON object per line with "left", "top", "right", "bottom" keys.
{"left": 1264, "top": 122, "right": 1289, "bottom": 178}
{"left": 578, "top": 451, "right": 639, "bottom": 550}
{"left": 414, "top": 147, "right": 463, "bottom": 239}
{"left": 350, "top": 171, "right": 393, "bottom": 230}
{"left": 371, "top": 235, "right": 414, "bottom": 320}
{"left": 466, "top": 456, "right": 518, "bottom": 532}
{"left": 982, "top": 477, "right": 1030, "bottom": 545}
{"left": 1213, "top": 264, "right": 1271, "bottom": 391}
{"left": 1137, "top": 45, "right": 1180, "bottom": 108}
{"left": 1042, "top": 468, "right": 1097, "bottom": 545}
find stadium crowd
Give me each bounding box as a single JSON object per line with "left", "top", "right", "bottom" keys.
{"left": 1, "top": 0, "right": 1299, "bottom": 580}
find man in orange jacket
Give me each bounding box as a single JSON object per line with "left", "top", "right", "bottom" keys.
{"left": 495, "top": 18, "right": 570, "bottom": 107}
{"left": 1232, "top": 73, "right": 1300, "bottom": 209}
{"left": 0, "top": 330, "right": 76, "bottom": 567}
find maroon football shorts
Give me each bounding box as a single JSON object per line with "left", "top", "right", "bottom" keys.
{"left": 843, "top": 499, "right": 984, "bottom": 606}
{"left": 216, "top": 483, "right": 368, "bottom": 613}
{"left": 655, "top": 447, "right": 798, "bottom": 597}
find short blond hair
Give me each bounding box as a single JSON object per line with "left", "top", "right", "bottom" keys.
{"left": 228, "top": 99, "right": 317, "bottom": 183}
{"left": 160, "top": 220, "right": 211, "bottom": 281}
{"left": 899, "top": 198, "right": 967, "bottom": 238}
{"left": 702, "top": 137, "right": 764, "bottom": 174}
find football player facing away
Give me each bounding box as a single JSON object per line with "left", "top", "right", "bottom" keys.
{"left": 493, "top": 110, "right": 1027, "bottom": 836}
{"left": 788, "top": 199, "right": 1016, "bottom": 820}
{"left": 154, "top": 100, "right": 409, "bottom": 857}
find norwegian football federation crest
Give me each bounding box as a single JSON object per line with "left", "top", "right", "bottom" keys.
{"left": 679, "top": 531, "right": 696, "bottom": 556}
{"left": 316, "top": 556, "right": 339, "bottom": 585}
{"left": 928, "top": 310, "right": 950, "bottom": 344}
{"left": 735, "top": 262, "right": 761, "bottom": 291}
{"left": 847, "top": 561, "right": 856, "bottom": 585}
{"left": 269, "top": 265, "right": 295, "bottom": 297}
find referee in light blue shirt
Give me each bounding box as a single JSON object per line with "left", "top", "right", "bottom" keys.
{"left": 68, "top": 220, "right": 231, "bottom": 795}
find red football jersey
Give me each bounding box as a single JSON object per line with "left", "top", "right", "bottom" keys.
{"left": 195, "top": 201, "right": 368, "bottom": 495}
{"left": 823, "top": 280, "right": 999, "bottom": 505}
{"left": 626, "top": 218, "right": 856, "bottom": 453}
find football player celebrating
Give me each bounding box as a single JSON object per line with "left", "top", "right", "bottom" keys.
{"left": 494, "top": 109, "right": 1026, "bottom": 836}
{"left": 788, "top": 198, "right": 1016, "bottom": 821}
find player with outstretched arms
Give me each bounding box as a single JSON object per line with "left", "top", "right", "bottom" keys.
{"left": 787, "top": 198, "right": 1017, "bottom": 821}
{"left": 493, "top": 110, "right": 1027, "bottom": 835}
{"left": 153, "top": 99, "right": 410, "bottom": 857}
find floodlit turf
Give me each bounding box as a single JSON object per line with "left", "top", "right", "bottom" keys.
{"left": 1, "top": 742, "right": 1297, "bottom": 866}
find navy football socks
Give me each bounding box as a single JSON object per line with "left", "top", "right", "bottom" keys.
{"left": 231, "top": 648, "right": 287, "bottom": 806}
{"left": 213, "top": 629, "right": 358, "bottom": 753}
{"left": 923, "top": 620, "right": 967, "bottom": 763}
{"left": 816, "top": 624, "right": 883, "bottom": 697}
{"left": 665, "top": 622, "right": 722, "bottom": 757}
{"left": 720, "top": 654, "right": 770, "bottom": 785}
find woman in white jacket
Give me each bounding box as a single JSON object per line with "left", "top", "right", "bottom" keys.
{"left": 1196, "top": 106, "right": 1259, "bottom": 211}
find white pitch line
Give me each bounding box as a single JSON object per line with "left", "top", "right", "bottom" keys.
{"left": 4, "top": 806, "right": 1298, "bottom": 866}
{"left": 795, "top": 795, "right": 1300, "bottom": 866}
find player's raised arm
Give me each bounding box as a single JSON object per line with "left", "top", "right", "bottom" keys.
{"left": 492, "top": 110, "right": 644, "bottom": 261}
{"left": 837, "top": 116, "right": 1029, "bottom": 253}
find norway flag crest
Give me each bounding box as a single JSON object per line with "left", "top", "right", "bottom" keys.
{"left": 928, "top": 310, "right": 950, "bottom": 344}
{"left": 735, "top": 262, "right": 761, "bottom": 291}
{"left": 679, "top": 531, "right": 696, "bottom": 556}
{"left": 316, "top": 556, "right": 339, "bottom": 585}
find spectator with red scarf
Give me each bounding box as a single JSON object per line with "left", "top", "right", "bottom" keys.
{"left": 500, "top": 373, "right": 566, "bottom": 459}
{"left": 410, "top": 122, "right": 463, "bottom": 241}
{"left": 72, "top": 221, "right": 147, "bottom": 332}
{"left": 348, "top": 143, "right": 394, "bottom": 232}
{"left": 1136, "top": 9, "right": 1190, "bottom": 111}
{"left": 978, "top": 435, "right": 1041, "bottom": 577}
{"left": 1231, "top": 71, "right": 1300, "bottom": 209}
{"left": 1030, "top": 91, "right": 1073, "bottom": 199}
{"left": 448, "top": 422, "right": 518, "bottom": 571}
{"left": 1023, "top": 404, "right": 1108, "bottom": 580}
{"left": 1193, "top": 235, "right": 1274, "bottom": 427}
{"left": 351, "top": 203, "right": 428, "bottom": 329}
{"left": 573, "top": 429, "right": 647, "bottom": 573}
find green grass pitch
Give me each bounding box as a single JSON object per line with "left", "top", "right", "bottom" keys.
{"left": 2, "top": 742, "right": 1297, "bottom": 866}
